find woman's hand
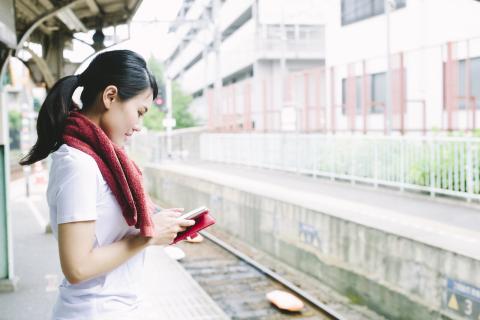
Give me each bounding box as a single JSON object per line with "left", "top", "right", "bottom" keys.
{"left": 148, "top": 208, "right": 195, "bottom": 246}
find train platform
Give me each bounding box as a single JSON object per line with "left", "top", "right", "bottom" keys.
{"left": 154, "top": 160, "right": 480, "bottom": 261}
{"left": 0, "top": 175, "right": 230, "bottom": 320}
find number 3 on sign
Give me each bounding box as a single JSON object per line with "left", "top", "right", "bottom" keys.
{"left": 464, "top": 299, "right": 472, "bottom": 316}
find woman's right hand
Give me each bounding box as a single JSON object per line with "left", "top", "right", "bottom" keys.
{"left": 148, "top": 208, "right": 196, "bottom": 246}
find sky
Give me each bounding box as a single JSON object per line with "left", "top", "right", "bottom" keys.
{"left": 122, "top": 0, "right": 184, "bottom": 60}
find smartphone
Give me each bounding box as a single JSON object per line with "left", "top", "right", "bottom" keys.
{"left": 178, "top": 206, "right": 208, "bottom": 220}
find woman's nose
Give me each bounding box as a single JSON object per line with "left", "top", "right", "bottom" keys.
{"left": 132, "top": 124, "right": 141, "bottom": 132}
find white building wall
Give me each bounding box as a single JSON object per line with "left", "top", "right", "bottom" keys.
{"left": 178, "top": 18, "right": 256, "bottom": 95}
{"left": 325, "top": 0, "right": 480, "bottom": 134}
{"left": 326, "top": 0, "right": 480, "bottom": 66}
{"left": 258, "top": 0, "right": 326, "bottom": 24}
{"left": 218, "top": 19, "right": 256, "bottom": 80}
{"left": 219, "top": 0, "right": 255, "bottom": 30}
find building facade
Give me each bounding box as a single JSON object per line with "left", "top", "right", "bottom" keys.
{"left": 326, "top": 0, "right": 480, "bottom": 135}
{"left": 165, "top": 0, "right": 326, "bottom": 132}
{"left": 167, "top": 0, "right": 480, "bottom": 135}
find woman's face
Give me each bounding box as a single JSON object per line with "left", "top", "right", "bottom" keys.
{"left": 99, "top": 86, "right": 152, "bottom": 147}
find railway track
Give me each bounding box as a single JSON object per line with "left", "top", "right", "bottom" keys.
{"left": 175, "top": 231, "right": 349, "bottom": 320}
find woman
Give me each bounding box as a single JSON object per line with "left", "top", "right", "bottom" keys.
{"left": 19, "top": 49, "right": 195, "bottom": 319}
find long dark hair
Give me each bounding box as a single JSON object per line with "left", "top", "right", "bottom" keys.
{"left": 19, "top": 49, "right": 158, "bottom": 166}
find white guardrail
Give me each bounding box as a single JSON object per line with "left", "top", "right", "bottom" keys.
{"left": 128, "top": 127, "right": 207, "bottom": 166}
{"left": 199, "top": 133, "right": 480, "bottom": 202}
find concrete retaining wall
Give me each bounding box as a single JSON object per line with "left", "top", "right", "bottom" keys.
{"left": 144, "top": 164, "right": 480, "bottom": 320}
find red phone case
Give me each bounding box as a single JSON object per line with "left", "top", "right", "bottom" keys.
{"left": 170, "top": 209, "right": 216, "bottom": 245}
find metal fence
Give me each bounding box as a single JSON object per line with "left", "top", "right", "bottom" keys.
{"left": 127, "top": 126, "right": 207, "bottom": 166}
{"left": 200, "top": 133, "right": 480, "bottom": 202}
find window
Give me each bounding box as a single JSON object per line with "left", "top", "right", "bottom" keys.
{"left": 341, "top": 0, "right": 406, "bottom": 26}
{"left": 371, "top": 72, "right": 386, "bottom": 113}
{"left": 341, "top": 72, "right": 387, "bottom": 114}
{"left": 457, "top": 57, "right": 480, "bottom": 110}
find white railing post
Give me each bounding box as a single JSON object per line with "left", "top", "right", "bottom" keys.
{"left": 350, "top": 137, "right": 355, "bottom": 185}
{"left": 466, "top": 140, "right": 474, "bottom": 202}
{"left": 296, "top": 132, "right": 300, "bottom": 174}
{"left": 454, "top": 142, "right": 459, "bottom": 194}
{"left": 313, "top": 135, "right": 317, "bottom": 179}
{"left": 248, "top": 133, "right": 252, "bottom": 167}
{"left": 268, "top": 133, "right": 272, "bottom": 170}
{"left": 429, "top": 140, "right": 436, "bottom": 198}
{"left": 330, "top": 136, "right": 335, "bottom": 181}
{"left": 400, "top": 139, "right": 405, "bottom": 192}
{"left": 373, "top": 141, "right": 378, "bottom": 188}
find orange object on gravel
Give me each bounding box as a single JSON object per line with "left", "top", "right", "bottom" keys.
{"left": 266, "top": 290, "right": 304, "bottom": 311}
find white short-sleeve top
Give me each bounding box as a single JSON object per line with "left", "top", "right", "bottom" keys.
{"left": 47, "top": 144, "right": 146, "bottom": 319}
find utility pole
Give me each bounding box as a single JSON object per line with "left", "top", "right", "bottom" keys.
{"left": 385, "top": 0, "right": 396, "bottom": 135}
{"left": 280, "top": 0, "right": 287, "bottom": 98}
{"left": 163, "top": 76, "right": 175, "bottom": 158}
{"left": 203, "top": 38, "right": 210, "bottom": 127}
{"left": 280, "top": 0, "right": 287, "bottom": 130}
{"left": 213, "top": 0, "right": 222, "bottom": 131}
{"left": 202, "top": 8, "right": 212, "bottom": 129}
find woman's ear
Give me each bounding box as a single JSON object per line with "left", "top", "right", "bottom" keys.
{"left": 102, "top": 85, "right": 118, "bottom": 110}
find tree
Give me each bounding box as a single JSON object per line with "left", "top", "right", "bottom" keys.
{"left": 145, "top": 55, "right": 196, "bottom": 131}
{"left": 8, "top": 110, "right": 21, "bottom": 149}
{"left": 172, "top": 81, "right": 195, "bottom": 129}
{"left": 143, "top": 102, "right": 165, "bottom": 131}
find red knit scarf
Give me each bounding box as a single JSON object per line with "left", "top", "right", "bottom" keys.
{"left": 62, "top": 107, "right": 155, "bottom": 237}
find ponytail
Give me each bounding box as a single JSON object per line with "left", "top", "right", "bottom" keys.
{"left": 19, "top": 74, "right": 80, "bottom": 166}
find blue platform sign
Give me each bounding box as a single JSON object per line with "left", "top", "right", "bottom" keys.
{"left": 445, "top": 278, "right": 480, "bottom": 319}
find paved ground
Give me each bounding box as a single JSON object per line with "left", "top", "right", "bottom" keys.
{"left": 185, "top": 161, "right": 480, "bottom": 231}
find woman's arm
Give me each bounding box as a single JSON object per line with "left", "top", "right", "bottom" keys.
{"left": 58, "top": 220, "right": 152, "bottom": 285}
